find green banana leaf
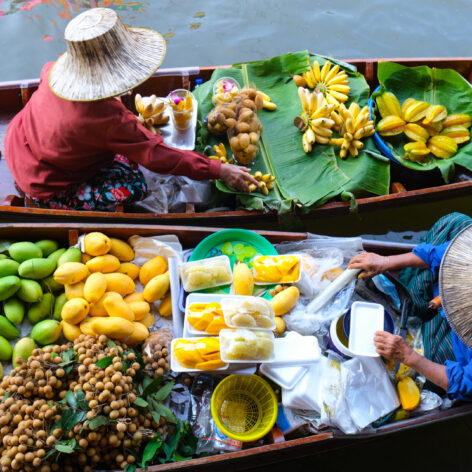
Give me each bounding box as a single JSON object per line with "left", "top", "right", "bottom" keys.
{"left": 373, "top": 62, "right": 472, "bottom": 182}
{"left": 193, "top": 50, "right": 390, "bottom": 213}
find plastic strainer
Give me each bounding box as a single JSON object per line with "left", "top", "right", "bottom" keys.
{"left": 211, "top": 375, "right": 278, "bottom": 442}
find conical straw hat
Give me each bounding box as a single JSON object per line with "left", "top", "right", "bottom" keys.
{"left": 49, "top": 8, "right": 166, "bottom": 101}
{"left": 439, "top": 225, "right": 472, "bottom": 349}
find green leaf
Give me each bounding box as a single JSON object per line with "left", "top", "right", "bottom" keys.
{"left": 107, "top": 339, "right": 118, "bottom": 350}
{"left": 59, "top": 409, "right": 87, "bottom": 435}
{"left": 65, "top": 391, "right": 77, "bottom": 409}
{"left": 133, "top": 397, "right": 149, "bottom": 408}
{"left": 150, "top": 402, "right": 177, "bottom": 424}
{"left": 96, "top": 356, "right": 114, "bottom": 368}
{"left": 124, "top": 465, "right": 137, "bottom": 472}
{"left": 55, "top": 443, "right": 75, "bottom": 454}
{"left": 43, "top": 449, "right": 57, "bottom": 461}
{"left": 2, "top": 392, "right": 12, "bottom": 403}
{"left": 142, "top": 376, "right": 163, "bottom": 397}
{"left": 87, "top": 415, "right": 108, "bottom": 430}
{"left": 154, "top": 381, "right": 174, "bottom": 402}
{"left": 375, "top": 62, "right": 472, "bottom": 180}
{"left": 142, "top": 434, "right": 163, "bottom": 468}
{"left": 163, "top": 419, "right": 182, "bottom": 462}
{"left": 151, "top": 411, "right": 161, "bottom": 426}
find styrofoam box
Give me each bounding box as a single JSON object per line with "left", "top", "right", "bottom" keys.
{"left": 180, "top": 255, "right": 232, "bottom": 292}
{"left": 260, "top": 364, "right": 308, "bottom": 390}
{"left": 220, "top": 329, "right": 321, "bottom": 366}
{"left": 348, "top": 301, "right": 384, "bottom": 357}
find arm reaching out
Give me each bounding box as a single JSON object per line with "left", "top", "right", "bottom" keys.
{"left": 348, "top": 251, "right": 428, "bottom": 278}
{"left": 374, "top": 331, "right": 448, "bottom": 390}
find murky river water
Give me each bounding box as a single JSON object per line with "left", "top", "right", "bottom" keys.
{"left": 1, "top": 0, "right": 472, "bottom": 82}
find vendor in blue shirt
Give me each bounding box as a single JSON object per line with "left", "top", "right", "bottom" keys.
{"left": 349, "top": 240, "right": 472, "bottom": 401}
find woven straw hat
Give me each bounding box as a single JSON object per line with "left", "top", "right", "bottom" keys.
{"left": 49, "top": 7, "right": 166, "bottom": 101}
{"left": 439, "top": 225, "right": 472, "bottom": 348}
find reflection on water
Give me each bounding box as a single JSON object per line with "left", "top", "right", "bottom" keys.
{"left": 1, "top": 0, "right": 472, "bottom": 81}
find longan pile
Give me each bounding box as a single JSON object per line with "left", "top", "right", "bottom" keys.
{"left": 0, "top": 334, "right": 168, "bottom": 472}
{"left": 142, "top": 330, "right": 171, "bottom": 379}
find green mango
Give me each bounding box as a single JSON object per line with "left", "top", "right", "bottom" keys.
{"left": 53, "top": 292, "right": 68, "bottom": 321}
{"left": 0, "top": 259, "right": 20, "bottom": 277}
{"left": 17, "top": 279, "right": 43, "bottom": 303}
{"left": 4, "top": 297, "right": 25, "bottom": 325}
{"left": 0, "top": 275, "right": 21, "bottom": 301}
{"left": 35, "top": 240, "right": 59, "bottom": 257}
{"left": 0, "top": 316, "right": 20, "bottom": 339}
{"left": 9, "top": 242, "right": 43, "bottom": 262}
{"left": 57, "top": 247, "right": 82, "bottom": 266}
{"left": 0, "top": 336, "right": 12, "bottom": 361}
{"left": 31, "top": 320, "right": 61, "bottom": 345}
{"left": 48, "top": 248, "right": 66, "bottom": 265}
{"left": 18, "top": 258, "right": 56, "bottom": 280}
{"left": 12, "top": 337, "right": 35, "bottom": 367}
{"left": 41, "top": 275, "right": 63, "bottom": 293}
{"left": 0, "top": 254, "right": 7, "bottom": 260}
{"left": 27, "top": 293, "right": 55, "bottom": 324}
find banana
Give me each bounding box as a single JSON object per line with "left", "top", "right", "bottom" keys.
{"left": 312, "top": 126, "right": 333, "bottom": 137}
{"left": 320, "top": 61, "right": 331, "bottom": 82}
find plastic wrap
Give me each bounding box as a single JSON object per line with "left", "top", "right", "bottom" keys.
{"left": 142, "top": 329, "right": 172, "bottom": 378}
{"left": 219, "top": 328, "right": 274, "bottom": 361}
{"left": 180, "top": 255, "right": 232, "bottom": 292}
{"left": 132, "top": 166, "right": 212, "bottom": 214}
{"left": 221, "top": 296, "right": 275, "bottom": 329}
{"left": 252, "top": 255, "right": 300, "bottom": 284}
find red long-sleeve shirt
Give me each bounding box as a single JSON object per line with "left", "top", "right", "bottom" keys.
{"left": 5, "top": 62, "right": 221, "bottom": 199}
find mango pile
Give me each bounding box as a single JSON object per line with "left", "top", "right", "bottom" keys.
{"left": 55, "top": 232, "right": 172, "bottom": 345}
{"left": 0, "top": 239, "right": 74, "bottom": 371}
{"left": 375, "top": 91, "right": 472, "bottom": 162}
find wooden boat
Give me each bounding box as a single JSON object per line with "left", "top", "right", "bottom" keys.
{"left": 1, "top": 221, "right": 470, "bottom": 470}
{"left": 1, "top": 57, "right": 472, "bottom": 228}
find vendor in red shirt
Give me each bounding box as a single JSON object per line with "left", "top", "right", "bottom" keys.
{"left": 5, "top": 7, "right": 257, "bottom": 211}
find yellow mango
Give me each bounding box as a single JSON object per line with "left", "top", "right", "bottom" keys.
{"left": 144, "top": 271, "right": 170, "bottom": 303}
{"left": 104, "top": 273, "right": 135, "bottom": 295}
{"left": 233, "top": 263, "right": 254, "bottom": 295}
{"left": 174, "top": 338, "right": 224, "bottom": 369}
{"left": 159, "top": 291, "right": 172, "bottom": 317}
{"left": 61, "top": 298, "right": 90, "bottom": 324}
{"left": 86, "top": 254, "right": 121, "bottom": 273}
{"left": 109, "top": 238, "right": 135, "bottom": 262}
{"left": 65, "top": 281, "right": 85, "bottom": 300}
{"left": 83, "top": 232, "right": 111, "bottom": 256}
{"left": 124, "top": 292, "right": 145, "bottom": 303}
{"left": 128, "top": 301, "right": 150, "bottom": 321}
{"left": 125, "top": 322, "right": 149, "bottom": 345}
{"left": 81, "top": 253, "right": 92, "bottom": 264}
{"left": 271, "top": 286, "right": 300, "bottom": 316}
{"left": 397, "top": 377, "right": 420, "bottom": 411}
{"left": 139, "top": 256, "right": 168, "bottom": 285}
{"left": 103, "top": 292, "right": 135, "bottom": 321}
{"left": 117, "top": 262, "right": 140, "bottom": 280}
{"left": 83, "top": 272, "right": 107, "bottom": 303}
{"left": 88, "top": 291, "right": 111, "bottom": 317}
{"left": 90, "top": 316, "right": 135, "bottom": 339}
{"left": 274, "top": 316, "right": 286, "bottom": 335}
{"left": 139, "top": 312, "right": 155, "bottom": 328}
{"left": 61, "top": 320, "right": 82, "bottom": 341}
{"left": 54, "top": 262, "right": 89, "bottom": 285}
{"left": 79, "top": 318, "right": 96, "bottom": 336}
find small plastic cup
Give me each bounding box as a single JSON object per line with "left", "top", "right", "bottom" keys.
{"left": 167, "top": 89, "right": 195, "bottom": 131}
{"left": 212, "top": 77, "right": 241, "bottom": 105}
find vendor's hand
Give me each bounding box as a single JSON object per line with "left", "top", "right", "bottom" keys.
{"left": 374, "top": 331, "right": 415, "bottom": 364}
{"left": 219, "top": 163, "right": 259, "bottom": 193}
{"left": 348, "top": 252, "right": 390, "bottom": 278}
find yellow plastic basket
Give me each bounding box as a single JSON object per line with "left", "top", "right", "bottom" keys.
{"left": 211, "top": 374, "right": 278, "bottom": 442}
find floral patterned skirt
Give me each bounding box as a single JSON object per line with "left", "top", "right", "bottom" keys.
{"left": 28, "top": 155, "right": 148, "bottom": 211}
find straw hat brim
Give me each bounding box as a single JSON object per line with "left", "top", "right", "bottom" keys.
{"left": 439, "top": 225, "right": 472, "bottom": 349}
{"left": 48, "top": 27, "right": 166, "bottom": 102}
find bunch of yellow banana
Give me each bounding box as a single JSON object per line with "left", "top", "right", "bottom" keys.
{"left": 135, "top": 93, "right": 169, "bottom": 135}
{"left": 294, "top": 87, "right": 336, "bottom": 153}
{"left": 208, "top": 143, "right": 234, "bottom": 164}
{"left": 247, "top": 171, "right": 276, "bottom": 195}
{"left": 295, "top": 60, "right": 350, "bottom": 107}
{"left": 329, "top": 102, "right": 375, "bottom": 158}
{"left": 257, "top": 91, "right": 277, "bottom": 111}
{"left": 375, "top": 91, "right": 471, "bottom": 161}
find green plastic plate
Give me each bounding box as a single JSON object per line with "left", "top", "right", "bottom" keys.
{"left": 188, "top": 229, "right": 278, "bottom": 295}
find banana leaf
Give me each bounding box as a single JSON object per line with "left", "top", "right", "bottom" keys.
{"left": 373, "top": 62, "right": 472, "bottom": 182}
{"left": 193, "top": 51, "right": 389, "bottom": 213}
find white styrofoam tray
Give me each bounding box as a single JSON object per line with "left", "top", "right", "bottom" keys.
{"left": 220, "top": 330, "right": 321, "bottom": 366}
{"left": 260, "top": 364, "right": 308, "bottom": 390}
{"left": 348, "top": 301, "right": 384, "bottom": 357}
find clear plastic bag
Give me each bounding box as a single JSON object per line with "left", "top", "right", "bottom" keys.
{"left": 142, "top": 329, "right": 172, "bottom": 378}
{"left": 133, "top": 166, "right": 212, "bottom": 214}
